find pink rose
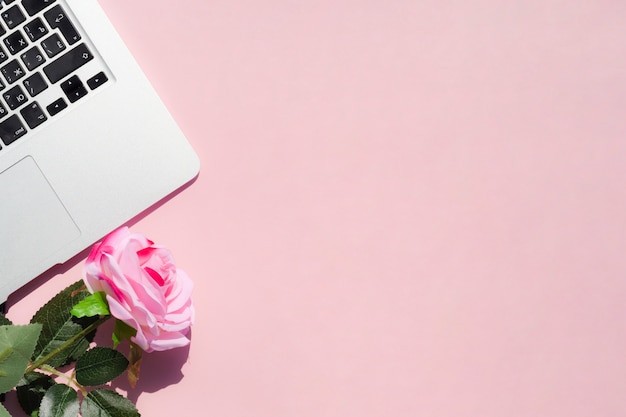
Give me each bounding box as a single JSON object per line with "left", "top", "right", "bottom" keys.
{"left": 83, "top": 227, "right": 194, "bottom": 352}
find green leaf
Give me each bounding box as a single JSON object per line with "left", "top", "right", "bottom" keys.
{"left": 17, "top": 372, "right": 56, "bottom": 417}
{"left": 81, "top": 389, "right": 141, "bottom": 417}
{"left": 0, "top": 314, "right": 12, "bottom": 326}
{"left": 39, "top": 384, "right": 78, "bottom": 417}
{"left": 30, "top": 281, "right": 100, "bottom": 367}
{"left": 0, "top": 403, "right": 11, "bottom": 417}
{"left": 76, "top": 347, "right": 129, "bottom": 386}
{"left": 112, "top": 320, "right": 136, "bottom": 348}
{"left": 71, "top": 292, "right": 110, "bottom": 318}
{"left": 0, "top": 324, "right": 43, "bottom": 393}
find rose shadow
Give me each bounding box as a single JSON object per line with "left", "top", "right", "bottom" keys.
{"left": 115, "top": 344, "right": 191, "bottom": 402}
{"left": 94, "top": 320, "right": 192, "bottom": 403}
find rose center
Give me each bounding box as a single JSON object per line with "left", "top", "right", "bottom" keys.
{"left": 144, "top": 266, "right": 165, "bottom": 286}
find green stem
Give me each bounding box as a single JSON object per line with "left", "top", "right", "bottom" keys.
{"left": 40, "top": 364, "right": 87, "bottom": 397}
{"left": 25, "top": 316, "right": 111, "bottom": 375}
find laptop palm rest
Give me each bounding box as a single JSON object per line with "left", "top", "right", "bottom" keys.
{"left": 0, "top": 157, "right": 80, "bottom": 284}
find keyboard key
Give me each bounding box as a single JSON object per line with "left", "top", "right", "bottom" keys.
{"left": 42, "top": 43, "right": 92, "bottom": 83}
{"left": 24, "top": 17, "right": 48, "bottom": 42}
{"left": 0, "top": 114, "right": 26, "bottom": 145}
{"left": 40, "top": 32, "right": 64, "bottom": 57}
{"left": 0, "top": 46, "right": 8, "bottom": 64}
{"left": 60, "top": 74, "right": 86, "bottom": 103}
{"left": 20, "top": 45, "right": 45, "bottom": 70}
{"left": 1, "top": 59, "right": 25, "bottom": 83}
{"left": 87, "top": 71, "right": 107, "bottom": 90}
{"left": 23, "top": 71, "right": 47, "bottom": 96}
{"left": 20, "top": 101, "right": 46, "bottom": 128}
{"left": 3, "top": 84, "right": 28, "bottom": 109}
{"left": 4, "top": 30, "right": 28, "bottom": 55}
{"left": 46, "top": 97, "right": 65, "bottom": 115}
{"left": 22, "top": 0, "right": 57, "bottom": 16}
{"left": 44, "top": 5, "right": 80, "bottom": 45}
{"left": 1, "top": 5, "right": 25, "bottom": 29}
{"left": 0, "top": 101, "right": 7, "bottom": 119}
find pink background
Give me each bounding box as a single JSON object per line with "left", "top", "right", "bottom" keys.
{"left": 6, "top": 1, "right": 626, "bottom": 416}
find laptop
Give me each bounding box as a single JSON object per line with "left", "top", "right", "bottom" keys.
{"left": 0, "top": 0, "right": 200, "bottom": 301}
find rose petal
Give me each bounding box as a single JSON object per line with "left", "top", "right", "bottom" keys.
{"left": 146, "top": 331, "right": 191, "bottom": 352}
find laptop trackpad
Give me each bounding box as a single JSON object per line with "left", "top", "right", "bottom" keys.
{"left": 0, "top": 157, "right": 80, "bottom": 282}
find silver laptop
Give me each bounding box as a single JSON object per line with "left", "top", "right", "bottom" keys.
{"left": 0, "top": 0, "right": 200, "bottom": 301}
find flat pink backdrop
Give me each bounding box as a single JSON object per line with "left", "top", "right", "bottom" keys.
{"left": 6, "top": 1, "right": 626, "bottom": 416}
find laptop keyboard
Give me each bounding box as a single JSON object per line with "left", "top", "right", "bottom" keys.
{"left": 0, "top": 0, "right": 108, "bottom": 152}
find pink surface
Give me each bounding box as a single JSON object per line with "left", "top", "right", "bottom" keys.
{"left": 6, "top": 1, "right": 626, "bottom": 416}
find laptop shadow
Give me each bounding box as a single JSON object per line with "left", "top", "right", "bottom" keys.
{"left": 5, "top": 173, "right": 199, "bottom": 308}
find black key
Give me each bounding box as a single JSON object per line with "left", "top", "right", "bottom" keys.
{"left": 23, "top": 71, "right": 47, "bottom": 96}
{"left": 0, "top": 46, "right": 8, "bottom": 63}
{"left": 22, "top": 0, "right": 56, "bottom": 16}
{"left": 20, "top": 45, "right": 45, "bottom": 70}
{"left": 4, "top": 30, "right": 28, "bottom": 55}
{"left": 87, "top": 71, "right": 107, "bottom": 90}
{"left": 1, "top": 59, "right": 25, "bottom": 83}
{"left": 0, "top": 114, "right": 26, "bottom": 145}
{"left": 3, "top": 0, "right": 18, "bottom": 4}
{"left": 40, "top": 32, "right": 64, "bottom": 57}
{"left": 20, "top": 101, "right": 46, "bottom": 128}
{"left": 0, "top": 23, "right": 5, "bottom": 37}
{"left": 1, "top": 5, "right": 24, "bottom": 29}
{"left": 44, "top": 5, "right": 80, "bottom": 45}
{"left": 42, "top": 43, "right": 92, "bottom": 83}
{"left": 3, "top": 84, "right": 27, "bottom": 109}
{"left": 24, "top": 17, "right": 48, "bottom": 42}
{"left": 0, "top": 101, "right": 7, "bottom": 119}
{"left": 60, "top": 74, "right": 86, "bottom": 102}
{"left": 46, "top": 97, "right": 65, "bottom": 115}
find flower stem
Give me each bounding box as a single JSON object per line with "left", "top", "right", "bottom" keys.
{"left": 40, "top": 364, "right": 87, "bottom": 397}
{"left": 25, "top": 316, "right": 111, "bottom": 374}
